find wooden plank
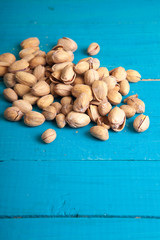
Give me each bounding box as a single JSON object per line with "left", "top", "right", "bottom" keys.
{"left": 0, "top": 218, "right": 160, "bottom": 240}
{"left": 0, "top": 161, "right": 160, "bottom": 217}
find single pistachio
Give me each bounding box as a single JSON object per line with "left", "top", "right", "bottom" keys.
{"left": 0, "top": 61, "right": 10, "bottom": 67}
{"left": 102, "top": 76, "right": 117, "bottom": 91}
{"left": 97, "top": 67, "right": 109, "bottom": 80}
{"left": 127, "top": 98, "right": 145, "bottom": 113}
{"left": 84, "top": 69, "right": 99, "bottom": 85}
{"left": 46, "top": 50, "right": 55, "bottom": 65}
{"left": 58, "top": 37, "right": 78, "bottom": 52}
{"left": 113, "top": 83, "right": 120, "bottom": 91}
{"left": 72, "top": 84, "right": 93, "bottom": 101}
{"left": 92, "top": 80, "right": 108, "bottom": 101}
{"left": 24, "top": 111, "right": 45, "bottom": 127}
{"left": 8, "top": 59, "right": 29, "bottom": 73}
{"left": 33, "top": 65, "right": 45, "bottom": 80}
{"left": 21, "top": 37, "right": 40, "bottom": 49}
{"left": 88, "top": 58, "right": 100, "bottom": 70}
{"left": 87, "top": 105, "right": 100, "bottom": 122}
{"left": 52, "top": 49, "right": 72, "bottom": 63}
{"left": 73, "top": 92, "right": 90, "bottom": 113}
{"left": 15, "top": 71, "right": 37, "bottom": 86}
{"left": 33, "top": 50, "right": 46, "bottom": 57}
{"left": 90, "top": 126, "right": 109, "bottom": 141}
{"left": 61, "top": 104, "right": 73, "bottom": 115}
{"left": 23, "top": 54, "right": 35, "bottom": 62}
{"left": 0, "top": 66, "right": 8, "bottom": 76}
{"left": 56, "top": 113, "right": 66, "bottom": 128}
{"left": 73, "top": 74, "right": 85, "bottom": 85}
{"left": 108, "top": 106, "right": 126, "bottom": 132}
{"left": 4, "top": 106, "right": 23, "bottom": 121}
{"left": 12, "top": 100, "right": 32, "bottom": 113}
{"left": 32, "top": 81, "right": 50, "bottom": 97}
{"left": 52, "top": 62, "right": 73, "bottom": 72}
{"left": 42, "top": 106, "right": 57, "bottom": 120}
{"left": 50, "top": 70, "right": 61, "bottom": 81}
{"left": 111, "top": 66, "right": 127, "bottom": 82}
{"left": 3, "top": 73, "right": 16, "bottom": 88}
{"left": 37, "top": 94, "right": 54, "bottom": 109}
{"left": 119, "top": 79, "right": 130, "bottom": 96}
{"left": 98, "top": 101, "right": 112, "bottom": 116}
{"left": 61, "top": 64, "right": 76, "bottom": 84}
{"left": 3, "top": 88, "right": 18, "bottom": 102}
{"left": 126, "top": 70, "right": 141, "bottom": 82}
{"left": 74, "top": 61, "right": 90, "bottom": 74}
{"left": 133, "top": 114, "right": 150, "bottom": 132}
{"left": 120, "top": 105, "right": 136, "bottom": 118}
{"left": 107, "top": 89, "right": 122, "bottom": 105}
{"left": 19, "top": 48, "right": 36, "bottom": 58}
{"left": 123, "top": 94, "right": 138, "bottom": 103}
{"left": 66, "top": 111, "right": 90, "bottom": 128}
{"left": 51, "top": 102, "right": 62, "bottom": 114}
{"left": 41, "top": 129, "right": 56, "bottom": 143}
{"left": 0, "top": 53, "right": 16, "bottom": 65}
{"left": 23, "top": 93, "right": 39, "bottom": 105}
{"left": 29, "top": 56, "right": 46, "bottom": 69}
{"left": 61, "top": 96, "right": 73, "bottom": 105}
{"left": 97, "top": 116, "right": 111, "bottom": 130}
{"left": 87, "top": 43, "right": 100, "bottom": 56}
{"left": 54, "top": 84, "right": 73, "bottom": 96}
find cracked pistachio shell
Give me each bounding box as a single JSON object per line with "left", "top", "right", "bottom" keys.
{"left": 97, "top": 116, "right": 111, "bottom": 130}
{"left": 111, "top": 67, "right": 127, "bottom": 82}
{"left": 23, "top": 93, "right": 39, "bottom": 105}
{"left": 8, "top": 59, "right": 29, "bottom": 73}
{"left": 3, "top": 88, "right": 18, "bottom": 102}
{"left": 54, "top": 84, "right": 73, "bottom": 96}
{"left": 87, "top": 42, "right": 100, "bottom": 56}
{"left": 3, "top": 73, "right": 16, "bottom": 88}
{"left": 123, "top": 94, "right": 138, "bottom": 103}
{"left": 119, "top": 79, "right": 130, "bottom": 96}
{"left": 92, "top": 80, "right": 108, "bottom": 101}
{"left": 72, "top": 84, "right": 93, "bottom": 101}
{"left": 42, "top": 106, "right": 57, "bottom": 120}
{"left": 74, "top": 61, "right": 90, "bottom": 74}
{"left": 41, "top": 129, "right": 56, "bottom": 144}
{"left": 15, "top": 71, "right": 37, "bottom": 86}
{"left": 84, "top": 69, "right": 99, "bottom": 85}
{"left": 61, "top": 64, "right": 76, "bottom": 84}
{"left": 90, "top": 126, "right": 109, "bottom": 141}
{"left": 51, "top": 102, "right": 62, "bottom": 114}
{"left": 12, "top": 100, "right": 32, "bottom": 113}
{"left": 52, "top": 49, "right": 72, "bottom": 63}
{"left": 21, "top": 37, "right": 40, "bottom": 49}
{"left": 0, "top": 53, "right": 16, "bottom": 65}
{"left": 19, "top": 48, "right": 36, "bottom": 58}
{"left": 87, "top": 105, "right": 100, "bottom": 122}
{"left": 133, "top": 114, "right": 150, "bottom": 132}
{"left": 58, "top": 37, "right": 78, "bottom": 52}
{"left": 127, "top": 98, "right": 145, "bottom": 113}
{"left": 24, "top": 111, "right": 45, "bottom": 127}
{"left": 61, "top": 96, "right": 73, "bottom": 106}
{"left": 97, "top": 67, "right": 109, "bottom": 80}
{"left": 98, "top": 101, "right": 112, "bottom": 116}
{"left": 31, "top": 81, "right": 50, "bottom": 97}
{"left": 73, "top": 92, "right": 90, "bottom": 113}
{"left": 4, "top": 106, "right": 23, "bottom": 121}
{"left": 107, "top": 89, "right": 122, "bottom": 105}
{"left": 56, "top": 113, "right": 66, "bottom": 128}
{"left": 61, "top": 104, "right": 73, "bottom": 115}
{"left": 37, "top": 94, "right": 54, "bottom": 109}
{"left": 88, "top": 58, "right": 100, "bottom": 70}
{"left": 66, "top": 111, "right": 90, "bottom": 128}
{"left": 108, "top": 107, "right": 126, "bottom": 132}
{"left": 102, "top": 76, "right": 117, "bottom": 91}
{"left": 126, "top": 70, "right": 141, "bottom": 83}
{"left": 33, "top": 65, "right": 45, "bottom": 80}
{"left": 120, "top": 105, "right": 136, "bottom": 118}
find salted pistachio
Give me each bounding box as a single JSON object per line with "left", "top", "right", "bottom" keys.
{"left": 120, "top": 105, "right": 136, "bottom": 118}
{"left": 98, "top": 100, "right": 112, "bottom": 116}
{"left": 61, "top": 64, "right": 76, "bottom": 84}
{"left": 110, "top": 67, "right": 127, "bottom": 82}
{"left": 102, "top": 76, "right": 117, "bottom": 91}
{"left": 66, "top": 111, "right": 90, "bottom": 128}
{"left": 61, "top": 96, "right": 73, "bottom": 105}
{"left": 56, "top": 113, "right": 66, "bottom": 128}
{"left": 4, "top": 106, "right": 23, "bottom": 121}
{"left": 33, "top": 65, "right": 45, "bottom": 80}
{"left": 74, "top": 61, "right": 89, "bottom": 74}
{"left": 3, "top": 73, "right": 16, "bottom": 88}
{"left": 54, "top": 84, "right": 73, "bottom": 96}
{"left": 84, "top": 69, "right": 99, "bottom": 85}
{"left": 133, "top": 114, "right": 150, "bottom": 132}
{"left": 24, "top": 111, "right": 45, "bottom": 127}
{"left": 0, "top": 66, "right": 8, "bottom": 76}
{"left": 97, "top": 116, "right": 111, "bottom": 130}
{"left": 61, "top": 104, "right": 73, "bottom": 115}
{"left": 15, "top": 71, "right": 37, "bottom": 87}
{"left": 73, "top": 92, "right": 90, "bottom": 113}
{"left": 87, "top": 43, "right": 100, "bottom": 56}
{"left": 50, "top": 70, "right": 61, "bottom": 82}
{"left": 126, "top": 70, "right": 141, "bottom": 82}
{"left": 87, "top": 105, "right": 100, "bottom": 122}
{"left": 23, "top": 54, "right": 35, "bottom": 62}
{"left": 46, "top": 50, "right": 54, "bottom": 65}
{"left": 72, "top": 84, "right": 93, "bottom": 101}
{"left": 90, "top": 126, "right": 109, "bottom": 141}
{"left": 8, "top": 59, "right": 29, "bottom": 73}
{"left": 52, "top": 62, "right": 73, "bottom": 72}
{"left": 29, "top": 56, "right": 46, "bottom": 69}
{"left": 88, "top": 58, "right": 100, "bottom": 70}
{"left": 37, "top": 94, "right": 54, "bottom": 109}
{"left": 21, "top": 37, "right": 40, "bottom": 49}
{"left": 12, "top": 100, "right": 32, "bottom": 113}
{"left": 58, "top": 37, "right": 77, "bottom": 52}
{"left": 0, "top": 53, "right": 16, "bottom": 65}
{"left": 119, "top": 79, "right": 130, "bottom": 96}
{"left": 32, "top": 81, "right": 50, "bottom": 96}
{"left": 107, "top": 89, "right": 122, "bottom": 105}
{"left": 33, "top": 50, "right": 46, "bottom": 57}
{"left": 92, "top": 80, "right": 108, "bottom": 101}
{"left": 19, "top": 48, "right": 36, "bottom": 58}
{"left": 127, "top": 98, "right": 145, "bottom": 113}
{"left": 52, "top": 49, "right": 72, "bottom": 63}
{"left": 23, "top": 93, "right": 39, "bottom": 105}
{"left": 41, "top": 129, "right": 56, "bottom": 143}
{"left": 97, "top": 67, "right": 109, "bottom": 80}
{"left": 14, "top": 84, "right": 30, "bottom": 97}
{"left": 3, "top": 88, "right": 18, "bottom": 102}
{"left": 42, "top": 106, "right": 57, "bottom": 120}
{"left": 123, "top": 94, "right": 138, "bottom": 103}
{"left": 51, "top": 102, "right": 62, "bottom": 114}
{"left": 73, "top": 75, "right": 84, "bottom": 85}
{"left": 108, "top": 106, "right": 126, "bottom": 132}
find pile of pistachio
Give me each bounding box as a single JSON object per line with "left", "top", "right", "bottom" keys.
{"left": 0, "top": 37, "right": 150, "bottom": 143}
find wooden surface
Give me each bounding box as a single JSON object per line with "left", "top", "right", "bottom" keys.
{"left": 0, "top": 0, "right": 160, "bottom": 239}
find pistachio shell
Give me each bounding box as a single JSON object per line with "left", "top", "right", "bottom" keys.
{"left": 54, "top": 84, "right": 73, "bottom": 96}
{"left": 15, "top": 71, "right": 37, "bottom": 86}
{"left": 87, "top": 105, "right": 100, "bottom": 122}
{"left": 97, "top": 67, "right": 109, "bottom": 80}
{"left": 12, "top": 100, "right": 32, "bottom": 113}
{"left": 73, "top": 93, "right": 90, "bottom": 113}
{"left": 111, "top": 66, "right": 127, "bottom": 82}
{"left": 8, "top": 59, "right": 29, "bottom": 73}
{"left": 127, "top": 98, "right": 145, "bottom": 113}
{"left": 24, "top": 111, "right": 45, "bottom": 127}
{"left": 73, "top": 75, "right": 84, "bottom": 85}
{"left": 107, "top": 89, "right": 122, "bottom": 105}
{"left": 42, "top": 106, "right": 57, "bottom": 120}
{"left": 72, "top": 84, "right": 93, "bottom": 101}
{"left": 41, "top": 129, "right": 56, "bottom": 143}
{"left": 126, "top": 70, "right": 141, "bottom": 82}
{"left": 90, "top": 126, "right": 109, "bottom": 141}
{"left": 97, "top": 116, "right": 111, "bottom": 130}
{"left": 23, "top": 93, "right": 39, "bottom": 105}
{"left": 61, "top": 64, "right": 76, "bottom": 84}
{"left": 133, "top": 114, "right": 150, "bottom": 132}
{"left": 51, "top": 102, "right": 62, "bottom": 114}
{"left": 3, "top": 73, "right": 16, "bottom": 88}
{"left": 0, "top": 66, "right": 8, "bottom": 76}
{"left": 52, "top": 49, "right": 72, "bottom": 63}
{"left": 66, "top": 111, "right": 90, "bottom": 128}
{"left": 33, "top": 65, "right": 45, "bottom": 80}
{"left": 61, "top": 96, "right": 73, "bottom": 106}
{"left": 119, "top": 79, "right": 130, "bottom": 96}
{"left": 29, "top": 56, "right": 46, "bottom": 69}
{"left": 108, "top": 107, "right": 126, "bottom": 132}
{"left": 61, "top": 104, "right": 73, "bottom": 115}
{"left": 4, "top": 106, "right": 23, "bottom": 121}
{"left": 87, "top": 43, "right": 100, "bottom": 56}
{"left": 57, "top": 37, "right": 78, "bottom": 52}
{"left": 52, "top": 62, "right": 73, "bottom": 72}
{"left": 21, "top": 37, "right": 40, "bottom": 49}
{"left": 19, "top": 48, "right": 36, "bottom": 58}
{"left": 56, "top": 113, "right": 66, "bottom": 128}
{"left": 37, "top": 94, "right": 54, "bottom": 109}
{"left": 87, "top": 58, "right": 100, "bottom": 70}
{"left": 98, "top": 101, "right": 112, "bottom": 116}
{"left": 92, "top": 80, "right": 108, "bottom": 101}
{"left": 84, "top": 69, "right": 99, "bottom": 85}
{"left": 0, "top": 53, "right": 16, "bottom": 65}
{"left": 120, "top": 105, "right": 136, "bottom": 118}
{"left": 32, "top": 81, "right": 50, "bottom": 96}
{"left": 74, "top": 61, "right": 89, "bottom": 74}
{"left": 3, "top": 88, "right": 18, "bottom": 102}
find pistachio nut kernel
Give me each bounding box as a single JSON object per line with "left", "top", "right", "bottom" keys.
{"left": 4, "top": 106, "right": 23, "bottom": 121}
{"left": 87, "top": 43, "right": 100, "bottom": 56}
{"left": 57, "top": 37, "right": 78, "bottom": 52}
{"left": 66, "top": 111, "right": 90, "bottom": 128}
{"left": 133, "top": 114, "right": 150, "bottom": 132}
{"left": 41, "top": 129, "right": 56, "bottom": 144}
{"left": 90, "top": 126, "right": 109, "bottom": 141}
{"left": 120, "top": 105, "right": 136, "bottom": 118}
{"left": 108, "top": 106, "right": 126, "bottom": 132}
{"left": 56, "top": 113, "right": 66, "bottom": 128}
{"left": 127, "top": 98, "right": 145, "bottom": 113}
{"left": 92, "top": 80, "right": 108, "bottom": 101}
{"left": 84, "top": 69, "right": 99, "bottom": 85}
{"left": 119, "top": 79, "right": 130, "bottom": 96}
{"left": 111, "top": 66, "right": 127, "bottom": 82}
{"left": 107, "top": 89, "right": 122, "bottom": 105}
{"left": 126, "top": 69, "right": 141, "bottom": 83}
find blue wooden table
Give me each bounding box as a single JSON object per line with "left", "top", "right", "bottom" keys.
{"left": 0, "top": 0, "right": 160, "bottom": 239}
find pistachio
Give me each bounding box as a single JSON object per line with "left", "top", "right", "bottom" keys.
{"left": 127, "top": 98, "right": 145, "bottom": 113}
{"left": 61, "top": 104, "right": 73, "bottom": 115}
{"left": 97, "top": 116, "right": 111, "bottom": 130}
{"left": 111, "top": 67, "right": 127, "bottom": 82}
{"left": 73, "top": 93, "right": 90, "bottom": 113}
{"left": 84, "top": 69, "right": 99, "bottom": 85}
{"left": 3, "top": 73, "right": 16, "bottom": 88}
{"left": 32, "top": 81, "right": 50, "bottom": 96}
{"left": 4, "top": 106, "right": 23, "bottom": 121}
{"left": 102, "top": 76, "right": 117, "bottom": 91}
{"left": 42, "top": 106, "right": 57, "bottom": 120}
{"left": 19, "top": 48, "right": 36, "bottom": 58}
{"left": 87, "top": 43, "right": 100, "bottom": 56}
{"left": 15, "top": 71, "right": 37, "bottom": 86}
{"left": 23, "top": 93, "right": 39, "bottom": 105}
{"left": 61, "top": 96, "right": 73, "bottom": 106}
{"left": 23, "top": 54, "right": 35, "bottom": 62}
{"left": 3, "top": 88, "right": 18, "bottom": 102}
{"left": 133, "top": 114, "right": 150, "bottom": 132}
{"left": 92, "top": 80, "right": 108, "bottom": 101}
{"left": 97, "top": 67, "right": 109, "bottom": 80}
{"left": 123, "top": 94, "right": 138, "bottom": 103}
{"left": 88, "top": 58, "right": 100, "bottom": 70}
{"left": 54, "top": 84, "right": 73, "bottom": 96}
{"left": 72, "top": 84, "right": 93, "bottom": 101}
{"left": 52, "top": 49, "right": 72, "bottom": 63}
{"left": 108, "top": 107, "right": 126, "bottom": 132}
{"left": 126, "top": 70, "right": 141, "bottom": 82}
{"left": 57, "top": 37, "right": 78, "bottom": 52}
{"left": 51, "top": 102, "right": 62, "bottom": 114}
{"left": 41, "top": 129, "right": 56, "bottom": 143}
{"left": 90, "top": 126, "right": 109, "bottom": 141}
{"left": 120, "top": 105, "right": 136, "bottom": 118}
{"left": 24, "top": 111, "right": 45, "bottom": 127}
{"left": 37, "top": 94, "right": 54, "bottom": 109}
{"left": 46, "top": 50, "right": 54, "bottom": 65}
{"left": 50, "top": 83, "right": 55, "bottom": 95}
{"left": 0, "top": 53, "right": 16, "bottom": 65}
{"left": 21, "top": 37, "right": 40, "bottom": 49}
{"left": 74, "top": 61, "right": 89, "bottom": 74}
{"left": 50, "top": 70, "right": 61, "bottom": 82}
{"left": 73, "top": 75, "right": 84, "bottom": 85}
{"left": 87, "top": 105, "right": 100, "bottom": 122}
{"left": 52, "top": 62, "right": 73, "bottom": 72}
{"left": 61, "top": 64, "right": 76, "bottom": 84}
{"left": 33, "top": 50, "right": 46, "bottom": 57}
{"left": 119, "top": 79, "right": 130, "bottom": 96}
{"left": 66, "top": 111, "right": 90, "bottom": 128}
{"left": 8, "top": 59, "right": 29, "bottom": 73}
{"left": 98, "top": 101, "right": 112, "bottom": 116}
{"left": 12, "top": 100, "right": 32, "bottom": 113}
{"left": 33, "top": 65, "right": 45, "bottom": 80}
{"left": 56, "top": 113, "right": 66, "bottom": 128}
{"left": 107, "top": 89, "right": 122, "bottom": 105}
{"left": 29, "top": 56, "right": 46, "bottom": 69}
{"left": 0, "top": 66, "right": 8, "bottom": 76}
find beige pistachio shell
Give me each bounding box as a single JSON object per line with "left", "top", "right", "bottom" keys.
{"left": 111, "top": 66, "right": 127, "bottom": 82}
{"left": 8, "top": 59, "right": 29, "bottom": 73}
{"left": 23, "top": 93, "right": 39, "bottom": 105}
{"left": 56, "top": 113, "right": 66, "bottom": 128}
{"left": 107, "top": 89, "right": 122, "bottom": 105}
{"left": 52, "top": 62, "right": 72, "bottom": 72}
{"left": 37, "top": 94, "right": 54, "bottom": 109}
{"left": 126, "top": 70, "right": 141, "bottom": 82}
{"left": 119, "top": 79, "right": 130, "bottom": 96}
{"left": 61, "top": 64, "right": 76, "bottom": 84}
{"left": 61, "top": 104, "right": 73, "bottom": 115}
{"left": 87, "top": 43, "right": 100, "bottom": 56}
{"left": 41, "top": 129, "right": 56, "bottom": 143}
{"left": 29, "top": 56, "right": 46, "bottom": 69}
{"left": 51, "top": 102, "right": 62, "bottom": 114}
{"left": 0, "top": 53, "right": 16, "bottom": 65}
{"left": 66, "top": 111, "right": 90, "bottom": 128}
{"left": 123, "top": 94, "right": 138, "bottom": 103}
{"left": 127, "top": 98, "right": 145, "bottom": 113}
{"left": 54, "top": 84, "right": 73, "bottom": 96}
{"left": 32, "top": 81, "right": 50, "bottom": 96}
{"left": 12, "top": 100, "right": 32, "bottom": 113}
{"left": 87, "top": 105, "right": 100, "bottom": 122}
{"left": 19, "top": 48, "right": 36, "bottom": 58}
{"left": 97, "top": 67, "right": 109, "bottom": 80}
{"left": 120, "top": 105, "right": 136, "bottom": 118}
{"left": 61, "top": 96, "right": 73, "bottom": 106}
{"left": 98, "top": 101, "right": 112, "bottom": 116}
{"left": 133, "top": 114, "right": 150, "bottom": 132}
{"left": 3, "top": 73, "right": 16, "bottom": 88}
{"left": 58, "top": 37, "right": 78, "bottom": 52}
{"left": 42, "top": 106, "right": 57, "bottom": 120}
{"left": 108, "top": 106, "right": 126, "bottom": 132}
{"left": 97, "top": 116, "right": 111, "bottom": 130}
{"left": 15, "top": 71, "right": 37, "bottom": 86}
{"left": 4, "top": 106, "right": 23, "bottom": 121}
{"left": 72, "top": 84, "right": 93, "bottom": 101}
{"left": 73, "top": 92, "right": 90, "bottom": 113}
{"left": 0, "top": 66, "right": 8, "bottom": 76}
{"left": 3, "top": 88, "right": 18, "bottom": 102}
{"left": 90, "top": 126, "right": 109, "bottom": 141}
{"left": 33, "top": 65, "right": 45, "bottom": 80}
{"left": 24, "top": 111, "right": 45, "bottom": 127}
{"left": 84, "top": 69, "right": 99, "bottom": 85}
{"left": 74, "top": 61, "right": 90, "bottom": 74}
{"left": 92, "top": 80, "right": 108, "bottom": 101}
{"left": 52, "top": 49, "right": 72, "bottom": 63}
{"left": 21, "top": 37, "right": 40, "bottom": 49}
